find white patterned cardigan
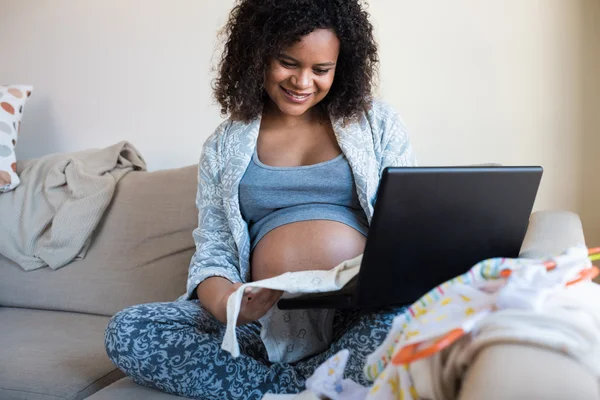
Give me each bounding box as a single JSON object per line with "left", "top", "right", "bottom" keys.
{"left": 185, "top": 100, "right": 417, "bottom": 299}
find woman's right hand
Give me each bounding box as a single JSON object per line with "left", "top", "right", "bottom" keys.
{"left": 220, "top": 283, "right": 283, "bottom": 326}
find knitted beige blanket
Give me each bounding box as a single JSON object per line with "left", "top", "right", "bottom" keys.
{"left": 0, "top": 141, "right": 145, "bottom": 270}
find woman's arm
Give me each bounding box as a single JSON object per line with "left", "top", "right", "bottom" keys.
{"left": 186, "top": 121, "right": 242, "bottom": 313}
{"left": 188, "top": 121, "right": 280, "bottom": 325}
{"left": 198, "top": 277, "right": 283, "bottom": 325}
{"left": 196, "top": 276, "right": 236, "bottom": 323}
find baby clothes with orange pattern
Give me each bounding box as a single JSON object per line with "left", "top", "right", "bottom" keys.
{"left": 362, "top": 246, "right": 600, "bottom": 400}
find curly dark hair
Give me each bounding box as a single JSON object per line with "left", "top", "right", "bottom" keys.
{"left": 213, "top": 0, "right": 379, "bottom": 123}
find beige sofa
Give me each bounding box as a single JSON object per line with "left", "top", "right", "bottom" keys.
{"left": 0, "top": 165, "right": 597, "bottom": 400}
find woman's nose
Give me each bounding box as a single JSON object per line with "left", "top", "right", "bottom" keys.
{"left": 291, "top": 70, "right": 311, "bottom": 89}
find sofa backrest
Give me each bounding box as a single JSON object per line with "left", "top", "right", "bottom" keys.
{"left": 0, "top": 165, "right": 198, "bottom": 317}
{"left": 1, "top": 162, "right": 589, "bottom": 316}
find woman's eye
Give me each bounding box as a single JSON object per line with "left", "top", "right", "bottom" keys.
{"left": 280, "top": 60, "right": 295, "bottom": 68}
{"left": 314, "top": 69, "right": 330, "bottom": 75}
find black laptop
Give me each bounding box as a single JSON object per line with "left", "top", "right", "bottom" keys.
{"left": 277, "top": 166, "right": 543, "bottom": 311}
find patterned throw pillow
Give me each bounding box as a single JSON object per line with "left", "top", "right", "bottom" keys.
{"left": 0, "top": 85, "right": 33, "bottom": 192}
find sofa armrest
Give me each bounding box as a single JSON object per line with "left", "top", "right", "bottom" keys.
{"left": 520, "top": 210, "right": 586, "bottom": 259}
{"left": 458, "top": 211, "right": 595, "bottom": 400}
{"left": 458, "top": 343, "right": 598, "bottom": 400}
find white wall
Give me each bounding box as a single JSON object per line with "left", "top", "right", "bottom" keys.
{"left": 581, "top": 0, "right": 600, "bottom": 246}
{"left": 1, "top": 0, "right": 598, "bottom": 242}
{"left": 0, "top": 0, "right": 230, "bottom": 169}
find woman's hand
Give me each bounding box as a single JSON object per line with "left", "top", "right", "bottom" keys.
{"left": 220, "top": 284, "right": 283, "bottom": 326}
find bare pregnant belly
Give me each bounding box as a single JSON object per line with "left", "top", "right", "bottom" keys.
{"left": 250, "top": 220, "right": 367, "bottom": 282}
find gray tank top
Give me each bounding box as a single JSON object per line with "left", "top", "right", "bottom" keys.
{"left": 239, "top": 149, "right": 369, "bottom": 250}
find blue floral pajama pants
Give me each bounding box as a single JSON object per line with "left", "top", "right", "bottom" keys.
{"left": 104, "top": 300, "right": 401, "bottom": 400}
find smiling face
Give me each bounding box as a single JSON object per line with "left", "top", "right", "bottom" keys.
{"left": 264, "top": 29, "right": 340, "bottom": 118}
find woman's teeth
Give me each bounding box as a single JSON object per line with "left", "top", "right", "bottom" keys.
{"left": 284, "top": 88, "right": 310, "bottom": 99}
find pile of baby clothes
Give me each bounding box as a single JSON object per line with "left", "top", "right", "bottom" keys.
{"left": 263, "top": 246, "right": 600, "bottom": 400}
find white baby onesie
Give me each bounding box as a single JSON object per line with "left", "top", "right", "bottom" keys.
{"left": 222, "top": 255, "right": 362, "bottom": 363}
{"left": 259, "top": 307, "right": 335, "bottom": 364}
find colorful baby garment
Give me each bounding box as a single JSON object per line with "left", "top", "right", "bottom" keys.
{"left": 305, "top": 350, "right": 370, "bottom": 400}
{"left": 362, "top": 245, "right": 600, "bottom": 400}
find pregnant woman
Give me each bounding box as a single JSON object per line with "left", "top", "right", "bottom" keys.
{"left": 104, "top": 0, "right": 416, "bottom": 398}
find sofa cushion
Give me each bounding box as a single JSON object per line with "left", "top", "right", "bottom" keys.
{"left": 0, "top": 85, "right": 33, "bottom": 192}
{"left": 0, "top": 165, "right": 197, "bottom": 317}
{"left": 0, "top": 308, "right": 124, "bottom": 400}
{"left": 85, "top": 378, "right": 189, "bottom": 400}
